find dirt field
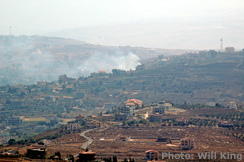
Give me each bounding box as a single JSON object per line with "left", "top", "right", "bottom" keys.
{"left": 13, "top": 133, "right": 86, "bottom": 158}
{"left": 86, "top": 126, "right": 244, "bottom": 161}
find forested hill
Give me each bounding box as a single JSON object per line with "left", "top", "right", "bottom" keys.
{"left": 0, "top": 35, "right": 191, "bottom": 86}
{"left": 1, "top": 48, "right": 244, "bottom": 116}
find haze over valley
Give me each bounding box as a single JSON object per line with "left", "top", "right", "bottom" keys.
{"left": 1, "top": 1, "right": 244, "bottom": 162}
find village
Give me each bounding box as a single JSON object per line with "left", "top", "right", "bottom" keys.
{"left": 1, "top": 98, "right": 244, "bottom": 162}
{"left": 1, "top": 36, "right": 244, "bottom": 161}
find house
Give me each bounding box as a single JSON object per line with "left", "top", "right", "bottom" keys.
{"left": 149, "top": 114, "right": 162, "bottom": 122}
{"left": 35, "top": 125, "right": 47, "bottom": 133}
{"left": 86, "top": 121, "right": 99, "bottom": 128}
{"left": 152, "top": 101, "right": 172, "bottom": 114}
{"left": 225, "top": 102, "right": 237, "bottom": 109}
{"left": 158, "top": 101, "right": 172, "bottom": 109}
{"left": 115, "top": 114, "right": 127, "bottom": 121}
{"left": 136, "top": 64, "right": 145, "bottom": 71}
{"left": 58, "top": 74, "right": 69, "bottom": 83}
{"left": 0, "top": 111, "right": 12, "bottom": 121}
{"left": 6, "top": 117, "right": 22, "bottom": 126}
{"left": 176, "top": 118, "right": 189, "bottom": 125}
{"left": 125, "top": 99, "right": 143, "bottom": 108}
{"left": 120, "top": 106, "right": 135, "bottom": 116}
{"left": 66, "top": 123, "right": 79, "bottom": 132}
{"left": 37, "top": 81, "right": 47, "bottom": 86}
{"left": 180, "top": 138, "right": 194, "bottom": 150}
{"left": 128, "top": 106, "right": 135, "bottom": 116}
{"left": 156, "top": 136, "right": 171, "bottom": 143}
{"left": 145, "top": 150, "right": 159, "bottom": 161}
{"left": 99, "top": 69, "right": 106, "bottom": 74}
{"left": 78, "top": 151, "right": 96, "bottom": 162}
{"left": 76, "top": 114, "right": 85, "bottom": 121}
{"left": 26, "top": 148, "right": 46, "bottom": 159}
{"left": 219, "top": 120, "right": 233, "bottom": 127}
{"left": 114, "top": 134, "right": 130, "bottom": 142}
{"left": 153, "top": 107, "right": 165, "bottom": 114}
{"left": 207, "top": 102, "right": 216, "bottom": 107}
{"left": 104, "top": 103, "right": 116, "bottom": 109}
{"left": 225, "top": 47, "right": 235, "bottom": 53}
{"left": 101, "top": 114, "right": 114, "bottom": 121}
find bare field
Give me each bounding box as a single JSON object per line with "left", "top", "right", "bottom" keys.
{"left": 14, "top": 133, "right": 86, "bottom": 158}
{"left": 86, "top": 126, "right": 244, "bottom": 161}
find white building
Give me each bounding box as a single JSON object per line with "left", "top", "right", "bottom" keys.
{"left": 128, "top": 106, "right": 135, "bottom": 116}
{"left": 226, "top": 102, "right": 237, "bottom": 109}
{"left": 66, "top": 123, "right": 79, "bottom": 132}
{"left": 181, "top": 138, "right": 194, "bottom": 150}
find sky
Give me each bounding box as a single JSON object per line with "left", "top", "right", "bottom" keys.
{"left": 1, "top": 0, "right": 244, "bottom": 49}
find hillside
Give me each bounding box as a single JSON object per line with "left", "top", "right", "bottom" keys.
{"left": 0, "top": 48, "right": 244, "bottom": 119}
{"left": 0, "top": 35, "right": 190, "bottom": 85}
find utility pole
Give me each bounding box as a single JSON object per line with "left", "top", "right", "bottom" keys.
{"left": 220, "top": 38, "right": 223, "bottom": 52}
{"left": 9, "top": 26, "right": 12, "bottom": 35}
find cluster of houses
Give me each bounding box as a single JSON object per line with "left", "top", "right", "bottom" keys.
{"left": 149, "top": 101, "right": 172, "bottom": 122}
{"left": 1, "top": 136, "right": 194, "bottom": 161}
{"left": 145, "top": 137, "right": 194, "bottom": 161}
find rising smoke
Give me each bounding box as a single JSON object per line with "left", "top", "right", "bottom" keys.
{"left": 78, "top": 52, "right": 141, "bottom": 76}
{"left": 0, "top": 46, "right": 141, "bottom": 85}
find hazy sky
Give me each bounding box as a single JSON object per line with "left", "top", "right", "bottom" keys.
{"left": 1, "top": 0, "right": 244, "bottom": 49}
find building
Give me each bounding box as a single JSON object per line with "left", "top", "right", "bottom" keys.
{"left": 128, "top": 106, "right": 135, "bottom": 116}
{"left": 125, "top": 99, "right": 143, "bottom": 108}
{"left": 37, "top": 81, "right": 47, "bottom": 86}
{"left": 78, "top": 151, "right": 96, "bottom": 162}
{"left": 225, "top": 102, "right": 237, "bottom": 109}
{"left": 35, "top": 125, "right": 47, "bottom": 133}
{"left": 145, "top": 150, "right": 159, "bottom": 161}
{"left": 6, "top": 117, "right": 22, "bottom": 126}
{"left": 26, "top": 148, "right": 46, "bottom": 159}
{"left": 176, "top": 118, "right": 189, "bottom": 125}
{"left": 158, "top": 54, "right": 164, "bottom": 59}
{"left": 115, "top": 114, "right": 127, "bottom": 121}
{"left": 219, "top": 120, "right": 233, "bottom": 127}
{"left": 58, "top": 74, "right": 69, "bottom": 83}
{"left": 98, "top": 69, "right": 106, "bottom": 74}
{"left": 153, "top": 107, "right": 165, "bottom": 114}
{"left": 114, "top": 134, "right": 130, "bottom": 142}
{"left": 152, "top": 101, "right": 172, "bottom": 114}
{"left": 225, "top": 47, "right": 235, "bottom": 53}
{"left": 86, "top": 121, "right": 99, "bottom": 128}
{"left": 0, "top": 111, "right": 12, "bottom": 122}
{"left": 76, "top": 114, "right": 85, "bottom": 121}
{"left": 66, "top": 123, "right": 79, "bottom": 132}
{"left": 156, "top": 136, "right": 171, "bottom": 143}
{"left": 104, "top": 103, "right": 116, "bottom": 109}
{"left": 149, "top": 114, "right": 162, "bottom": 122}
{"left": 158, "top": 101, "right": 172, "bottom": 109}
{"left": 207, "top": 102, "right": 216, "bottom": 107}
{"left": 101, "top": 114, "right": 114, "bottom": 121}
{"left": 136, "top": 64, "right": 145, "bottom": 71}
{"left": 120, "top": 106, "right": 135, "bottom": 116}
{"left": 180, "top": 138, "right": 194, "bottom": 150}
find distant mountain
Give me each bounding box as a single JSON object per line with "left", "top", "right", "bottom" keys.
{"left": 48, "top": 21, "right": 244, "bottom": 50}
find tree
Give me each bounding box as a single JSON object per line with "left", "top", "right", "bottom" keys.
{"left": 55, "top": 152, "right": 61, "bottom": 159}
{"left": 8, "top": 139, "right": 16, "bottom": 145}
{"left": 68, "top": 154, "right": 74, "bottom": 162}
{"left": 113, "top": 156, "right": 117, "bottom": 162}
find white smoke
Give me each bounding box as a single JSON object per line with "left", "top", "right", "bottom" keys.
{"left": 78, "top": 52, "right": 141, "bottom": 75}
{"left": 0, "top": 49, "right": 141, "bottom": 85}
